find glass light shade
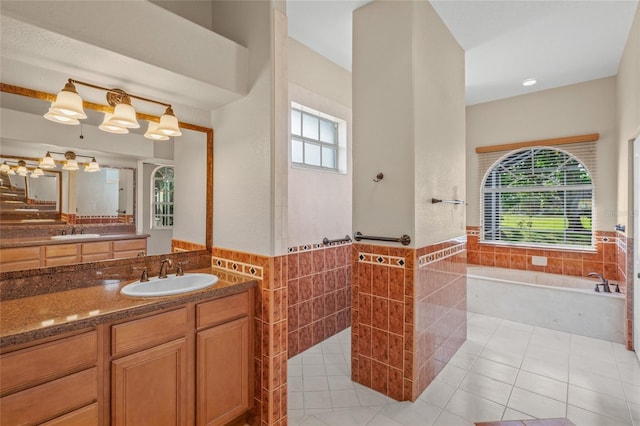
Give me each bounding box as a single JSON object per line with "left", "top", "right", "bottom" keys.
{"left": 0, "top": 162, "right": 10, "bottom": 172}
{"left": 7, "top": 169, "right": 16, "bottom": 175}
{"left": 17, "top": 166, "right": 28, "bottom": 176}
{"left": 144, "top": 121, "right": 170, "bottom": 140}
{"left": 49, "top": 83, "right": 87, "bottom": 119}
{"left": 84, "top": 158, "right": 101, "bottom": 172}
{"left": 109, "top": 103, "right": 139, "bottom": 128}
{"left": 32, "top": 167, "right": 44, "bottom": 177}
{"left": 30, "top": 173, "right": 40, "bottom": 179}
{"left": 44, "top": 107, "right": 80, "bottom": 125}
{"left": 63, "top": 159, "right": 79, "bottom": 171}
{"left": 157, "top": 108, "right": 182, "bottom": 136}
{"left": 39, "top": 152, "right": 57, "bottom": 169}
{"left": 99, "top": 112, "right": 129, "bottom": 134}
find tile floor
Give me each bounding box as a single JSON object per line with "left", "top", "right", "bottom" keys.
{"left": 288, "top": 312, "right": 640, "bottom": 426}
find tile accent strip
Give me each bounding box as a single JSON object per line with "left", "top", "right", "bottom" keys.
{"left": 418, "top": 242, "right": 466, "bottom": 268}
{"left": 357, "top": 252, "right": 406, "bottom": 268}
{"left": 211, "top": 256, "right": 263, "bottom": 279}
{"left": 287, "top": 239, "right": 352, "bottom": 253}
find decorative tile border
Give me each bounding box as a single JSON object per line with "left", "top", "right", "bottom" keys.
{"left": 287, "top": 238, "right": 352, "bottom": 253}
{"left": 418, "top": 243, "right": 466, "bottom": 267}
{"left": 357, "top": 252, "right": 405, "bottom": 268}
{"left": 211, "top": 256, "right": 263, "bottom": 279}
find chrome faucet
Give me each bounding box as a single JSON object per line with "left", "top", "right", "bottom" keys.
{"left": 588, "top": 272, "right": 610, "bottom": 293}
{"left": 159, "top": 258, "right": 173, "bottom": 279}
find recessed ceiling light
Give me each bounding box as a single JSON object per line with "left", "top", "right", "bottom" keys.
{"left": 522, "top": 78, "right": 537, "bottom": 87}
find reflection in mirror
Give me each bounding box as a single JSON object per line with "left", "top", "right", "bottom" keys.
{"left": 0, "top": 84, "right": 213, "bottom": 271}
{"left": 0, "top": 161, "right": 61, "bottom": 222}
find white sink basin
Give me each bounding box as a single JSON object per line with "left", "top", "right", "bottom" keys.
{"left": 121, "top": 273, "right": 219, "bottom": 297}
{"left": 51, "top": 233, "right": 101, "bottom": 240}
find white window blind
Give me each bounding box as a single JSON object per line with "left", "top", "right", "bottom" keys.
{"left": 480, "top": 144, "right": 595, "bottom": 249}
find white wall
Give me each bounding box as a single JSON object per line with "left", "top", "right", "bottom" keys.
{"left": 352, "top": 0, "right": 465, "bottom": 248}
{"left": 617, "top": 6, "right": 640, "bottom": 233}
{"left": 466, "top": 77, "right": 619, "bottom": 231}
{"left": 75, "top": 169, "right": 119, "bottom": 216}
{"left": 287, "top": 35, "right": 353, "bottom": 248}
{"left": 210, "top": 1, "right": 278, "bottom": 256}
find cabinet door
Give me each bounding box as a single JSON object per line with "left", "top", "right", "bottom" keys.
{"left": 197, "top": 317, "right": 249, "bottom": 426}
{"left": 112, "top": 338, "right": 188, "bottom": 426}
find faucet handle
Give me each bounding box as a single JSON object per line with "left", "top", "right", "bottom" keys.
{"left": 132, "top": 266, "right": 149, "bottom": 282}
{"left": 176, "top": 262, "right": 184, "bottom": 276}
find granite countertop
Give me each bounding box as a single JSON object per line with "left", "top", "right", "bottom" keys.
{"left": 0, "top": 266, "right": 257, "bottom": 349}
{"left": 0, "top": 233, "right": 149, "bottom": 249}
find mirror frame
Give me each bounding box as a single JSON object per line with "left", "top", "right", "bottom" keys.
{"left": 0, "top": 82, "right": 213, "bottom": 253}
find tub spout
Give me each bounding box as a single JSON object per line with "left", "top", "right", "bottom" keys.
{"left": 588, "top": 272, "right": 610, "bottom": 293}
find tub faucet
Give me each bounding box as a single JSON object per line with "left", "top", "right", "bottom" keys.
{"left": 588, "top": 272, "right": 610, "bottom": 293}
{"left": 159, "top": 258, "right": 173, "bottom": 279}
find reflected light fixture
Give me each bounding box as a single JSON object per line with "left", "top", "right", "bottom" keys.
{"left": 39, "top": 152, "right": 57, "bottom": 169}
{"left": 16, "top": 160, "right": 29, "bottom": 176}
{"left": 45, "top": 79, "right": 181, "bottom": 138}
{"left": 84, "top": 157, "right": 101, "bottom": 173}
{"left": 62, "top": 151, "right": 79, "bottom": 171}
{"left": 0, "top": 161, "right": 10, "bottom": 173}
{"left": 31, "top": 167, "right": 45, "bottom": 177}
{"left": 522, "top": 78, "right": 537, "bottom": 87}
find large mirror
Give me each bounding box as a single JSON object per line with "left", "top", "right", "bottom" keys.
{"left": 0, "top": 84, "right": 212, "bottom": 265}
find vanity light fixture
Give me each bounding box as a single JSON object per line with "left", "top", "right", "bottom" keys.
{"left": 31, "top": 167, "right": 45, "bottom": 177}
{"left": 46, "top": 79, "right": 182, "bottom": 138}
{"left": 522, "top": 77, "right": 537, "bottom": 87}
{"left": 39, "top": 152, "right": 57, "bottom": 169}
{"left": 0, "top": 161, "right": 10, "bottom": 173}
{"left": 144, "top": 121, "right": 170, "bottom": 140}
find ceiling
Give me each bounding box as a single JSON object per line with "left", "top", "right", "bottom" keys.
{"left": 287, "top": 0, "right": 639, "bottom": 105}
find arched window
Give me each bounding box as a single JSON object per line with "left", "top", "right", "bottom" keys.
{"left": 481, "top": 147, "right": 593, "bottom": 248}
{"left": 152, "top": 166, "right": 174, "bottom": 229}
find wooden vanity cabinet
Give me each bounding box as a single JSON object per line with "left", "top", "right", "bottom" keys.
{"left": 108, "top": 290, "right": 253, "bottom": 426}
{"left": 196, "top": 292, "right": 251, "bottom": 426}
{"left": 0, "top": 330, "right": 100, "bottom": 426}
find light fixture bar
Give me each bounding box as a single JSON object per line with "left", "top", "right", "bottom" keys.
{"left": 68, "top": 79, "right": 171, "bottom": 108}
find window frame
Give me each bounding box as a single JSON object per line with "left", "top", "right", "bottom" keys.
{"left": 151, "top": 165, "right": 174, "bottom": 230}
{"left": 290, "top": 106, "right": 340, "bottom": 172}
{"left": 480, "top": 146, "right": 595, "bottom": 250}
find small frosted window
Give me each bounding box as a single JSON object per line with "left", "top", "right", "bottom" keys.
{"left": 320, "top": 120, "right": 336, "bottom": 144}
{"left": 302, "top": 114, "right": 319, "bottom": 139}
{"left": 292, "top": 139, "right": 303, "bottom": 163}
{"left": 305, "top": 143, "right": 321, "bottom": 166}
{"left": 290, "top": 105, "right": 342, "bottom": 172}
{"left": 321, "top": 146, "right": 335, "bottom": 168}
{"left": 291, "top": 110, "right": 301, "bottom": 136}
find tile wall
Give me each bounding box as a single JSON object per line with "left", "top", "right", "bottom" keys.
{"left": 467, "top": 226, "right": 619, "bottom": 282}
{"left": 286, "top": 242, "right": 352, "bottom": 358}
{"left": 171, "top": 239, "right": 207, "bottom": 252}
{"left": 211, "top": 248, "right": 288, "bottom": 426}
{"left": 351, "top": 238, "right": 467, "bottom": 402}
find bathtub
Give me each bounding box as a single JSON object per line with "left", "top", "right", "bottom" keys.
{"left": 467, "top": 266, "right": 626, "bottom": 343}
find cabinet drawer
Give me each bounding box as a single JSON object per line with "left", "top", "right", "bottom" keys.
{"left": 41, "top": 403, "right": 99, "bottom": 426}
{"left": 82, "top": 241, "right": 111, "bottom": 255}
{"left": 45, "top": 243, "right": 78, "bottom": 258}
{"left": 113, "top": 239, "right": 146, "bottom": 252}
{"left": 112, "top": 308, "right": 187, "bottom": 356}
{"left": 82, "top": 253, "right": 111, "bottom": 263}
{"left": 0, "top": 259, "right": 41, "bottom": 272}
{"left": 1, "top": 331, "right": 97, "bottom": 395}
{"left": 197, "top": 291, "right": 249, "bottom": 329}
{"left": 0, "top": 367, "right": 98, "bottom": 426}
{"left": 112, "top": 249, "right": 145, "bottom": 259}
{"left": 0, "top": 246, "right": 40, "bottom": 263}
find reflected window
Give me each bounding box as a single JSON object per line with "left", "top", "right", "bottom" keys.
{"left": 152, "top": 166, "right": 174, "bottom": 229}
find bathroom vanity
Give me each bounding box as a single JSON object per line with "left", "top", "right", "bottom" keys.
{"left": 0, "top": 268, "right": 256, "bottom": 426}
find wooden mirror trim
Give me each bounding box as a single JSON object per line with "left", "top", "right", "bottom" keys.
{"left": 1, "top": 83, "right": 213, "bottom": 252}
